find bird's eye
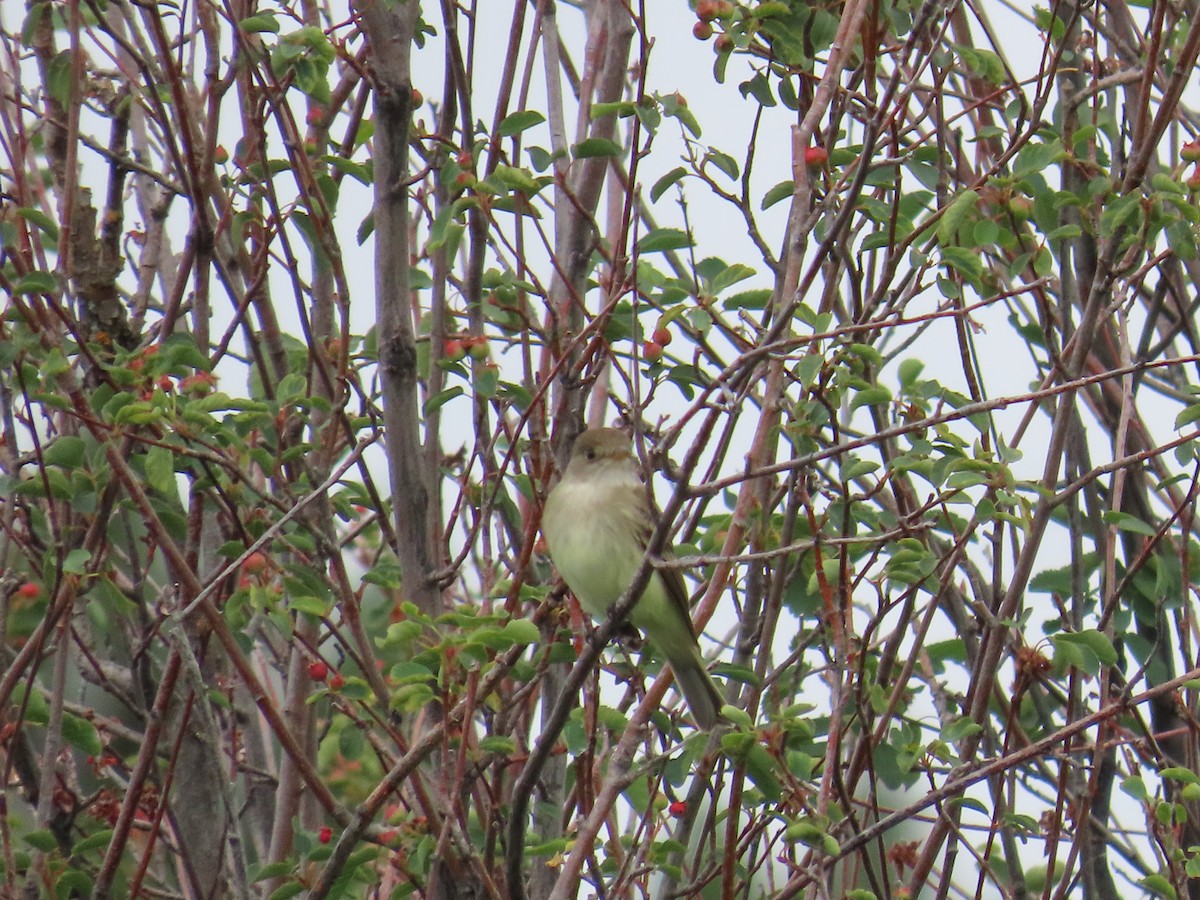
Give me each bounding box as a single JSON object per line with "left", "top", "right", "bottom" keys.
{"left": 584, "top": 448, "right": 596, "bottom": 461}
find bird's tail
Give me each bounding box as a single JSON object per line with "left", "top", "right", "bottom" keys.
{"left": 667, "top": 650, "right": 726, "bottom": 730}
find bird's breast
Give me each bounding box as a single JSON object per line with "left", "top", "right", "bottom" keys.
{"left": 544, "top": 478, "right": 647, "bottom": 618}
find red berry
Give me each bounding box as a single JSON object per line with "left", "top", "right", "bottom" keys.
{"left": 306, "top": 106, "right": 324, "bottom": 127}
{"left": 468, "top": 337, "right": 490, "bottom": 360}
{"left": 318, "top": 826, "right": 332, "bottom": 844}
{"left": 652, "top": 326, "right": 673, "bottom": 347}
{"left": 714, "top": 33, "right": 734, "bottom": 52}
{"left": 693, "top": 20, "right": 713, "bottom": 40}
{"left": 695, "top": 0, "right": 719, "bottom": 22}
{"left": 214, "top": 145, "right": 229, "bottom": 164}
{"left": 328, "top": 673, "right": 345, "bottom": 690}
{"left": 444, "top": 339, "right": 467, "bottom": 361}
{"left": 804, "top": 145, "right": 829, "bottom": 167}
{"left": 1188, "top": 166, "right": 1200, "bottom": 192}
{"left": 1183, "top": 139, "right": 1200, "bottom": 163}
{"left": 643, "top": 340, "right": 664, "bottom": 362}
{"left": 16, "top": 582, "right": 40, "bottom": 600}
{"left": 242, "top": 552, "right": 268, "bottom": 575}
{"left": 668, "top": 800, "right": 687, "bottom": 817}
{"left": 411, "top": 87, "right": 423, "bottom": 106}
{"left": 307, "top": 660, "right": 328, "bottom": 681}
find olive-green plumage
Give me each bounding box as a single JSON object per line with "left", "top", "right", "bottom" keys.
{"left": 542, "top": 428, "right": 723, "bottom": 729}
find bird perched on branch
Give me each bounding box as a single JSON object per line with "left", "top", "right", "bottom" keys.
{"left": 542, "top": 427, "right": 725, "bottom": 729}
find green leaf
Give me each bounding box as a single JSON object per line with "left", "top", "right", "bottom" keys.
{"left": 424, "top": 386, "right": 464, "bottom": 415}
{"left": 705, "top": 149, "right": 739, "bottom": 180}
{"left": 670, "top": 105, "right": 701, "bottom": 137}
{"left": 497, "top": 110, "right": 546, "bottom": 136}
{"left": 16, "top": 207, "right": 60, "bottom": 240}
{"left": 850, "top": 385, "right": 891, "bottom": 411}
{"left": 761, "top": 179, "right": 794, "bottom": 210}
{"left": 1139, "top": 873, "right": 1177, "bottom": 899}
{"left": 1071, "top": 629, "right": 1118, "bottom": 665}
{"left": 1121, "top": 775, "right": 1147, "bottom": 801}
{"left": 62, "top": 548, "right": 91, "bottom": 574}
{"left": 14, "top": 271, "right": 56, "bottom": 295}
{"left": 363, "top": 558, "right": 403, "bottom": 589}
{"left": 47, "top": 51, "right": 72, "bottom": 107}
{"left": 591, "top": 101, "right": 636, "bottom": 119}
{"left": 1101, "top": 510, "right": 1156, "bottom": 536}
{"left": 572, "top": 138, "right": 622, "bottom": 158}
{"left": 939, "top": 716, "right": 982, "bottom": 742}
{"left": 501, "top": 618, "right": 539, "bottom": 645}
{"left": 145, "top": 445, "right": 175, "bottom": 494}
{"left": 426, "top": 205, "right": 462, "bottom": 252}
{"left": 525, "top": 146, "right": 558, "bottom": 172}
{"left": 1050, "top": 633, "right": 1097, "bottom": 676}
{"left": 43, "top": 436, "right": 86, "bottom": 469}
{"left": 1159, "top": 766, "right": 1200, "bottom": 785}
{"left": 1099, "top": 192, "right": 1141, "bottom": 238}
{"left": 1013, "top": 138, "right": 1064, "bottom": 177}
{"left": 638, "top": 228, "right": 692, "bottom": 253}
{"left": 490, "top": 164, "right": 543, "bottom": 195}
{"left": 71, "top": 829, "right": 114, "bottom": 856}
{"left": 289, "top": 595, "right": 330, "bottom": 617}
{"left": 239, "top": 13, "right": 280, "bottom": 32}
{"left": 324, "top": 156, "right": 372, "bottom": 186}
{"left": 739, "top": 72, "right": 775, "bottom": 107}
{"left": 941, "top": 246, "right": 983, "bottom": 280}
{"left": 1176, "top": 403, "right": 1200, "bottom": 430}
{"left": 24, "top": 830, "right": 58, "bottom": 852}
{"left": 650, "top": 167, "right": 686, "bottom": 203}
{"left": 61, "top": 713, "right": 103, "bottom": 754}
{"left": 474, "top": 364, "right": 499, "bottom": 398}
{"left": 479, "top": 735, "right": 517, "bottom": 754}
{"left": 898, "top": 358, "right": 924, "bottom": 387}
{"left": 938, "top": 189, "right": 979, "bottom": 245}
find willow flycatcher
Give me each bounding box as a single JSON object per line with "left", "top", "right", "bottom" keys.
{"left": 542, "top": 427, "right": 724, "bottom": 728}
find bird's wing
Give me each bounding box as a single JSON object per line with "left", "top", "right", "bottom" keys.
{"left": 632, "top": 489, "right": 700, "bottom": 638}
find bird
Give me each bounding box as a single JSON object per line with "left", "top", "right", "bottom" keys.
{"left": 542, "top": 427, "right": 725, "bottom": 729}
